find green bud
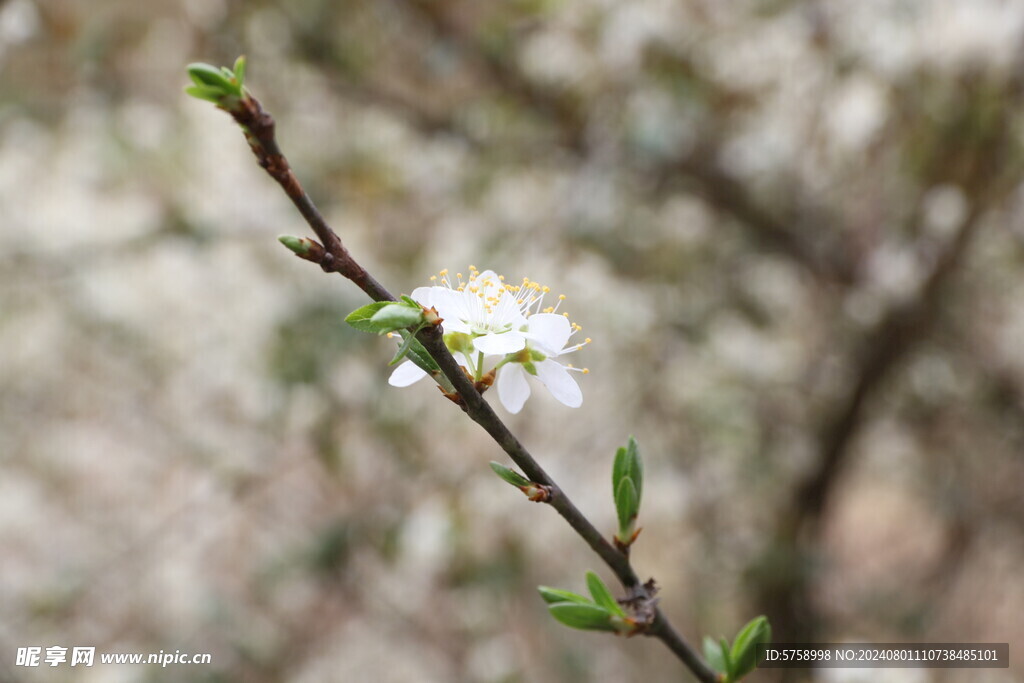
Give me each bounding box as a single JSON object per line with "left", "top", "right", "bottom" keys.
{"left": 614, "top": 476, "right": 639, "bottom": 543}
{"left": 443, "top": 331, "right": 475, "bottom": 356}
{"left": 278, "top": 235, "right": 311, "bottom": 255}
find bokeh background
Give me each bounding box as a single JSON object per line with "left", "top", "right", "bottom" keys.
{"left": 2, "top": 1, "right": 1024, "bottom": 681}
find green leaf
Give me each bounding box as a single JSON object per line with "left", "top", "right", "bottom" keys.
{"left": 585, "top": 571, "right": 625, "bottom": 617}
{"left": 388, "top": 326, "right": 422, "bottom": 365}
{"left": 187, "top": 62, "right": 233, "bottom": 90}
{"left": 400, "top": 295, "right": 419, "bottom": 307}
{"left": 370, "top": 303, "right": 424, "bottom": 334}
{"left": 233, "top": 55, "right": 246, "bottom": 85}
{"left": 394, "top": 330, "right": 441, "bottom": 375}
{"left": 344, "top": 302, "right": 391, "bottom": 332}
{"left": 547, "top": 603, "right": 618, "bottom": 632}
{"left": 537, "top": 586, "right": 591, "bottom": 605}
{"left": 703, "top": 636, "right": 728, "bottom": 676}
{"left": 490, "top": 462, "right": 530, "bottom": 488}
{"left": 720, "top": 637, "right": 733, "bottom": 680}
{"left": 184, "top": 84, "right": 227, "bottom": 103}
{"left": 614, "top": 476, "right": 638, "bottom": 536}
{"left": 729, "top": 616, "right": 771, "bottom": 681}
{"left": 612, "top": 436, "right": 643, "bottom": 506}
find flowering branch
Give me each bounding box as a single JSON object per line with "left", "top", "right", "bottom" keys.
{"left": 186, "top": 60, "right": 753, "bottom": 682}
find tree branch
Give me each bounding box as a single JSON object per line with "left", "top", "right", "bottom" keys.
{"left": 223, "top": 91, "right": 717, "bottom": 683}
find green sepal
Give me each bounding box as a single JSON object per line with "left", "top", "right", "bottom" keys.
{"left": 585, "top": 571, "right": 625, "bottom": 617}
{"left": 703, "top": 636, "right": 728, "bottom": 677}
{"left": 547, "top": 603, "right": 618, "bottom": 632}
{"left": 612, "top": 436, "right": 643, "bottom": 506}
{"left": 489, "top": 461, "right": 530, "bottom": 488}
{"left": 537, "top": 586, "right": 591, "bottom": 605}
{"left": 614, "top": 476, "right": 638, "bottom": 538}
{"left": 729, "top": 615, "right": 771, "bottom": 681}
{"left": 369, "top": 303, "right": 425, "bottom": 334}
{"left": 345, "top": 302, "right": 391, "bottom": 333}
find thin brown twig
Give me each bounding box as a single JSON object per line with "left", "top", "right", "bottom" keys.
{"left": 222, "top": 92, "right": 718, "bottom": 683}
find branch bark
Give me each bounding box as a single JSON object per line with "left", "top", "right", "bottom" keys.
{"left": 223, "top": 92, "right": 718, "bottom": 683}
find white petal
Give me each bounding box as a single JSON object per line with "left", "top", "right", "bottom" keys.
{"left": 474, "top": 331, "right": 526, "bottom": 355}
{"left": 535, "top": 359, "right": 582, "bottom": 407}
{"left": 428, "top": 288, "right": 471, "bottom": 333}
{"left": 410, "top": 286, "right": 435, "bottom": 307}
{"left": 523, "top": 313, "right": 572, "bottom": 354}
{"left": 388, "top": 361, "right": 427, "bottom": 387}
{"left": 497, "top": 363, "right": 531, "bottom": 414}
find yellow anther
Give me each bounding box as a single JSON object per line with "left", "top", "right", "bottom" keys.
{"left": 563, "top": 312, "right": 569, "bottom": 318}
{"left": 582, "top": 368, "right": 590, "bottom": 374}
{"left": 585, "top": 337, "right": 592, "bottom": 344}
{"left": 469, "top": 265, "right": 477, "bottom": 271}
{"left": 387, "top": 332, "right": 396, "bottom": 338}
{"left": 457, "top": 272, "right": 462, "bottom": 279}
{"left": 558, "top": 294, "right": 566, "bottom": 300}
{"left": 440, "top": 269, "right": 448, "bottom": 276}
{"left": 429, "top": 275, "right": 437, "bottom": 281}
{"left": 542, "top": 286, "right": 550, "bottom": 293}
{"left": 543, "top": 307, "right": 554, "bottom": 313}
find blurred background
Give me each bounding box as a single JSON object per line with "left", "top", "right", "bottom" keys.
{"left": 2, "top": 0, "right": 1023, "bottom": 681}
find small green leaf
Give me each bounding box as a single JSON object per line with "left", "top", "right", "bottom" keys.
{"left": 729, "top": 616, "right": 771, "bottom": 681}
{"left": 585, "top": 571, "right": 625, "bottom": 617}
{"left": 615, "top": 476, "right": 638, "bottom": 537}
{"left": 537, "top": 586, "right": 591, "bottom": 605}
{"left": 394, "top": 330, "right": 441, "bottom": 376}
{"left": 370, "top": 303, "right": 425, "bottom": 334}
{"left": 184, "top": 84, "right": 227, "bottom": 103}
{"left": 703, "top": 636, "right": 728, "bottom": 676}
{"left": 233, "top": 55, "right": 247, "bottom": 85}
{"left": 490, "top": 462, "right": 530, "bottom": 488}
{"left": 547, "top": 603, "right": 618, "bottom": 632}
{"left": 612, "top": 436, "right": 643, "bottom": 506}
{"left": 720, "top": 637, "right": 733, "bottom": 680}
{"left": 400, "top": 295, "right": 419, "bottom": 307}
{"left": 187, "top": 62, "right": 233, "bottom": 90}
{"left": 388, "top": 326, "right": 422, "bottom": 365}
{"left": 345, "top": 302, "right": 392, "bottom": 332}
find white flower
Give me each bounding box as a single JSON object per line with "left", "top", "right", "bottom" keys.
{"left": 412, "top": 267, "right": 535, "bottom": 355}
{"left": 388, "top": 266, "right": 590, "bottom": 412}
{"left": 496, "top": 312, "right": 590, "bottom": 414}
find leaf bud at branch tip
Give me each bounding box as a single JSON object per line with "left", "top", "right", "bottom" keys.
{"left": 278, "top": 235, "right": 312, "bottom": 255}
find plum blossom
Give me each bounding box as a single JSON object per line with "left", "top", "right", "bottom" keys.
{"left": 496, "top": 312, "right": 590, "bottom": 414}
{"left": 388, "top": 266, "right": 590, "bottom": 412}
